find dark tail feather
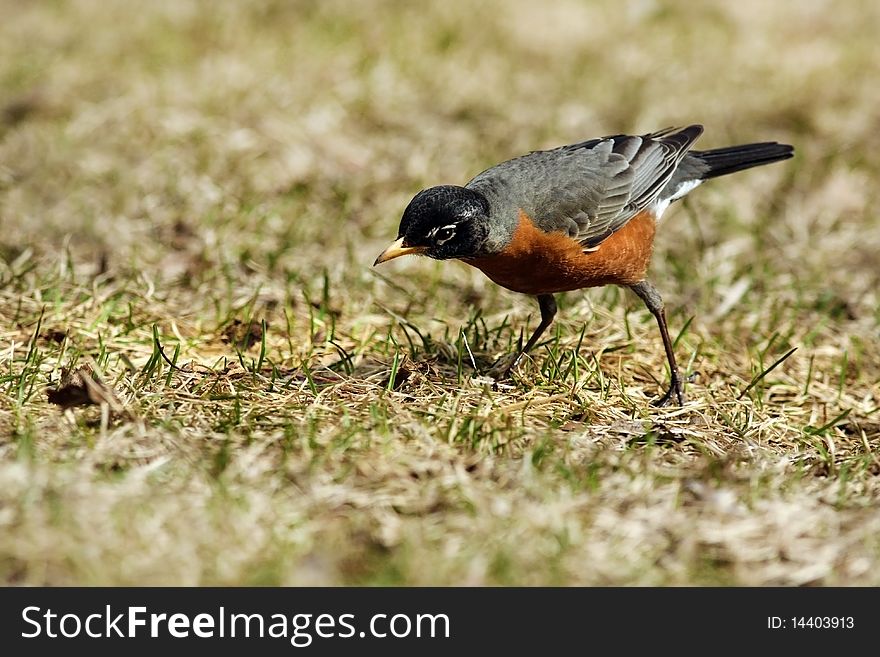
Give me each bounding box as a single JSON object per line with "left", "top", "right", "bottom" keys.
{"left": 693, "top": 142, "right": 794, "bottom": 179}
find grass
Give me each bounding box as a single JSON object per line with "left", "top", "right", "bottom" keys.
{"left": 1, "top": 0, "right": 879, "bottom": 585}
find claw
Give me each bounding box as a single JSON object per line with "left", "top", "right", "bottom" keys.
{"left": 485, "top": 352, "right": 523, "bottom": 379}
{"left": 652, "top": 379, "right": 686, "bottom": 407}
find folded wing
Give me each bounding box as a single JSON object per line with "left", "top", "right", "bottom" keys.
{"left": 467, "top": 125, "right": 704, "bottom": 250}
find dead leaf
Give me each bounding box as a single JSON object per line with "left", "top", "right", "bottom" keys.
{"left": 47, "top": 365, "right": 123, "bottom": 411}
{"left": 382, "top": 364, "right": 412, "bottom": 390}
{"left": 42, "top": 329, "right": 67, "bottom": 343}
{"left": 221, "top": 319, "right": 265, "bottom": 350}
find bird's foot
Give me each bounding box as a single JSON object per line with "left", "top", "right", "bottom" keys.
{"left": 485, "top": 352, "right": 524, "bottom": 379}
{"left": 652, "top": 377, "right": 686, "bottom": 407}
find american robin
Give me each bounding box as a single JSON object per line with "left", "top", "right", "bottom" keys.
{"left": 374, "top": 125, "right": 793, "bottom": 406}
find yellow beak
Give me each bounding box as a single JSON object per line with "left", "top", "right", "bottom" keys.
{"left": 373, "top": 237, "right": 427, "bottom": 265}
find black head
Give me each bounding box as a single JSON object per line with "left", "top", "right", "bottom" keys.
{"left": 374, "top": 185, "right": 491, "bottom": 265}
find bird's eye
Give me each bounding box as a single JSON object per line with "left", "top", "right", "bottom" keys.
{"left": 434, "top": 225, "right": 456, "bottom": 245}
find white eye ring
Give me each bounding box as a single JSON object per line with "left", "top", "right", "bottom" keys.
{"left": 433, "top": 224, "right": 456, "bottom": 245}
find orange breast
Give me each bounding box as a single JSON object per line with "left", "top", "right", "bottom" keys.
{"left": 463, "top": 209, "right": 657, "bottom": 294}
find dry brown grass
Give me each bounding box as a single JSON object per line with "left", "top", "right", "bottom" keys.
{"left": 1, "top": 0, "right": 878, "bottom": 585}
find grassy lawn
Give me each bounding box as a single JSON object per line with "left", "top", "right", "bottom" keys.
{"left": 1, "top": 0, "right": 878, "bottom": 585}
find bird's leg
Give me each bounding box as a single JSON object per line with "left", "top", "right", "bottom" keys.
{"left": 629, "top": 280, "right": 685, "bottom": 407}
{"left": 487, "top": 294, "right": 557, "bottom": 378}
{"left": 522, "top": 294, "right": 558, "bottom": 354}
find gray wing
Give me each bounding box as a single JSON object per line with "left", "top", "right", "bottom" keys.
{"left": 467, "top": 125, "right": 704, "bottom": 249}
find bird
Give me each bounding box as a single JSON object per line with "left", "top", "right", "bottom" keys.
{"left": 374, "top": 125, "right": 793, "bottom": 406}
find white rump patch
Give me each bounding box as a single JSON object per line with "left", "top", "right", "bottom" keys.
{"left": 668, "top": 179, "right": 702, "bottom": 201}
{"left": 654, "top": 179, "right": 702, "bottom": 218}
